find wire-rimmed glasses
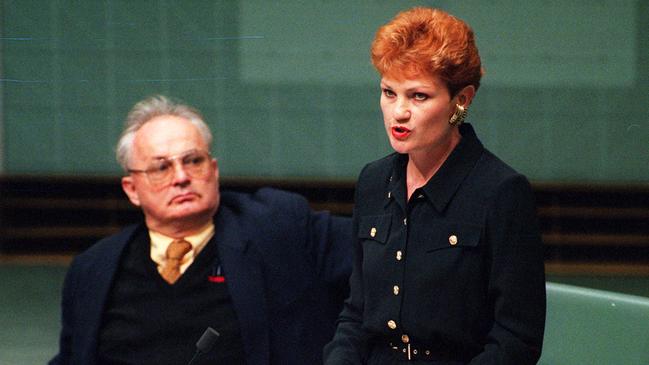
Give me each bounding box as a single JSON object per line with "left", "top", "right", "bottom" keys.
{"left": 127, "top": 149, "right": 213, "bottom": 187}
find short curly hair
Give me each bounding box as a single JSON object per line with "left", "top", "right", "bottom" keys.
{"left": 115, "top": 95, "right": 212, "bottom": 171}
{"left": 371, "top": 7, "right": 484, "bottom": 97}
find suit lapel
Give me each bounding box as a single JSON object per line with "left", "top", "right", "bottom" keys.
{"left": 79, "top": 225, "right": 140, "bottom": 363}
{"left": 214, "top": 206, "right": 270, "bottom": 365}
{"left": 79, "top": 211, "right": 272, "bottom": 364}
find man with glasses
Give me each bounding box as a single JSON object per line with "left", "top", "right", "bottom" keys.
{"left": 50, "top": 95, "right": 352, "bottom": 365}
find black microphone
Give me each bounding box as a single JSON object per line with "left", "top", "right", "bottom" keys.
{"left": 187, "top": 327, "right": 220, "bottom": 365}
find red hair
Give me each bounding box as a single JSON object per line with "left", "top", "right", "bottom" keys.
{"left": 371, "top": 7, "right": 484, "bottom": 97}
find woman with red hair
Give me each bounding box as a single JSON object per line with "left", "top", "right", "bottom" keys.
{"left": 325, "top": 7, "right": 546, "bottom": 364}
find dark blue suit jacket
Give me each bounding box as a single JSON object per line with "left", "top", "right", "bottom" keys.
{"left": 50, "top": 188, "right": 352, "bottom": 365}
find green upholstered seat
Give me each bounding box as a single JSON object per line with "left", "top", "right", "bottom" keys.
{"left": 539, "top": 282, "right": 649, "bottom": 365}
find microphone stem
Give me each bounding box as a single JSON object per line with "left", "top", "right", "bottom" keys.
{"left": 187, "top": 350, "right": 202, "bottom": 365}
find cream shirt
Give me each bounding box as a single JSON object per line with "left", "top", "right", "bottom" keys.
{"left": 149, "top": 222, "right": 215, "bottom": 275}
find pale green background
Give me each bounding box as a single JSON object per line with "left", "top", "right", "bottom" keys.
{"left": 2, "top": 0, "right": 648, "bottom": 182}
{"left": 1, "top": 2, "right": 649, "bottom": 363}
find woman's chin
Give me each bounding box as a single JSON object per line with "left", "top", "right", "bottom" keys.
{"left": 389, "top": 139, "right": 410, "bottom": 154}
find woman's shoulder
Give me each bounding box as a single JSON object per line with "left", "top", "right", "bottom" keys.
{"left": 476, "top": 148, "right": 528, "bottom": 182}
{"left": 469, "top": 148, "right": 534, "bottom": 200}
{"left": 359, "top": 152, "right": 400, "bottom": 179}
{"left": 353, "top": 153, "right": 400, "bottom": 201}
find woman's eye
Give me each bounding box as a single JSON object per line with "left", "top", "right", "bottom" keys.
{"left": 382, "top": 88, "right": 395, "bottom": 97}
{"left": 413, "top": 93, "right": 428, "bottom": 101}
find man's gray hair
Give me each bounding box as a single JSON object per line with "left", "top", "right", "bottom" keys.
{"left": 115, "top": 95, "right": 213, "bottom": 170}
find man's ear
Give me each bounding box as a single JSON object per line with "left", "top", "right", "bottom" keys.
{"left": 212, "top": 158, "right": 219, "bottom": 181}
{"left": 121, "top": 176, "right": 141, "bottom": 207}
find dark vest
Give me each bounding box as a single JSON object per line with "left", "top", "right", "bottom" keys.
{"left": 97, "top": 229, "right": 246, "bottom": 364}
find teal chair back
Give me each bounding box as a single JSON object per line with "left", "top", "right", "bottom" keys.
{"left": 539, "top": 282, "right": 649, "bottom": 364}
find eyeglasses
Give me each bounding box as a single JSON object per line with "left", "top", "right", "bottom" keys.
{"left": 128, "top": 149, "right": 213, "bottom": 187}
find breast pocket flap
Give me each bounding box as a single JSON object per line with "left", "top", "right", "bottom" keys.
{"left": 425, "top": 222, "right": 482, "bottom": 252}
{"left": 358, "top": 214, "right": 392, "bottom": 244}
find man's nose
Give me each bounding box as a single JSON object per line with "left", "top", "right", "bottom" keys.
{"left": 171, "top": 160, "right": 190, "bottom": 184}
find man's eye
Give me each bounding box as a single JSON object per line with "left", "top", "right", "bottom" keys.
{"left": 185, "top": 155, "right": 205, "bottom": 166}
{"left": 152, "top": 161, "right": 171, "bottom": 172}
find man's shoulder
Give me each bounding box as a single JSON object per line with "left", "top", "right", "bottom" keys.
{"left": 71, "top": 224, "right": 142, "bottom": 267}
{"left": 218, "top": 188, "right": 320, "bottom": 243}
{"left": 221, "top": 187, "right": 310, "bottom": 216}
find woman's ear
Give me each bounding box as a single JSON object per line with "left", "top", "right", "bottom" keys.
{"left": 456, "top": 85, "right": 476, "bottom": 108}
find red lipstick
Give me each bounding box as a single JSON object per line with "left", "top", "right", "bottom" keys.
{"left": 391, "top": 126, "right": 411, "bottom": 140}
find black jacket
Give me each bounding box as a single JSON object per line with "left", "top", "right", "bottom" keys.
{"left": 50, "top": 188, "right": 352, "bottom": 365}
{"left": 325, "top": 124, "right": 546, "bottom": 364}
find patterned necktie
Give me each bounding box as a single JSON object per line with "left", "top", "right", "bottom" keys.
{"left": 160, "top": 239, "right": 192, "bottom": 284}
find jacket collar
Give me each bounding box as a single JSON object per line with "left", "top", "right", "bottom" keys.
{"left": 387, "top": 123, "right": 484, "bottom": 213}
{"left": 212, "top": 204, "right": 270, "bottom": 365}
{"left": 85, "top": 205, "right": 270, "bottom": 365}
{"left": 82, "top": 224, "right": 142, "bottom": 363}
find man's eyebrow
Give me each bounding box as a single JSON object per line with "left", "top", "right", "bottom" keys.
{"left": 151, "top": 149, "right": 200, "bottom": 160}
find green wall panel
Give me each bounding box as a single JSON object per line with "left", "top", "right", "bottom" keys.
{"left": 1, "top": 0, "right": 648, "bottom": 182}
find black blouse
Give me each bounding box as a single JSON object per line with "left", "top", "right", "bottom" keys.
{"left": 325, "top": 124, "right": 546, "bottom": 364}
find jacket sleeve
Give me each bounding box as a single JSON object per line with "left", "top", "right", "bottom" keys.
{"left": 48, "top": 258, "right": 80, "bottom": 365}
{"left": 283, "top": 187, "right": 353, "bottom": 324}
{"left": 323, "top": 178, "right": 368, "bottom": 364}
{"left": 255, "top": 187, "right": 353, "bottom": 296}
{"left": 309, "top": 212, "right": 353, "bottom": 295}
{"left": 322, "top": 240, "right": 367, "bottom": 364}
{"left": 469, "top": 174, "right": 546, "bottom": 364}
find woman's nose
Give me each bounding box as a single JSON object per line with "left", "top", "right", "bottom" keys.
{"left": 393, "top": 99, "right": 411, "bottom": 120}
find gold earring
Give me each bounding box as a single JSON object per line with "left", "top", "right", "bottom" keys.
{"left": 449, "top": 104, "right": 467, "bottom": 126}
